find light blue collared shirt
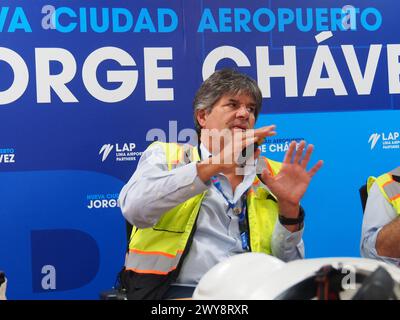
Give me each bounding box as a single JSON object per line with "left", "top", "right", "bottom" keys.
{"left": 361, "top": 182, "right": 400, "bottom": 267}
{"left": 119, "top": 143, "right": 305, "bottom": 286}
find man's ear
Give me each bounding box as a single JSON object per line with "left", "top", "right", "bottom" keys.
{"left": 196, "top": 109, "right": 207, "bottom": 128}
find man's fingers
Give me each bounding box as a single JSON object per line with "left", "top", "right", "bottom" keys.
{"left": 234, "top": 136, "right": 257, "bottom": 163}
{"left": 254, "top": 125, "right": 276, "bottom": 135}
{"left": 293, "top": 140, "right": 306, "bottom": 164}
{"left": 283, "top": 141, "right": 296, "bottom": 164}
{"left": 300, "top": 144, "right": 314, "bottom": 168}
{"left": 260, "top": 168, "right": 273, "bottom": 186}
{"left": 251, "top": 125, "right": 277, "bottom": 141}
{"left": 308, "top": 160, "right": 324, "bottom": 178}
{"left": 238, "top": 126, "right": 276, "bottom": 147}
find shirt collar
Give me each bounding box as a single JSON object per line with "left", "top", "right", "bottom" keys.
{"left": 199, "top": 143, "right": 212, "bottom": 161}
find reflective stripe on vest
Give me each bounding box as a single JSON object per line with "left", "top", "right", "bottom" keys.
{"left": 126, "top": 142, "right": 282, "bottom": 274}
{"left": 368, "top": 167, "right": 400, "bottom": 215}
{"left": 125, "top": 249, "right": 184, "bottom": 275}
{"left": 383, "top": 180, "right": 400, "bottom": 201}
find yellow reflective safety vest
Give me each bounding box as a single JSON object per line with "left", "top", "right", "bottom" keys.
{"left": 367, "top": 167, "right": 400, "bottom": 215}
{"left": 123, "top": 142, "right": 282, "bottom": 299}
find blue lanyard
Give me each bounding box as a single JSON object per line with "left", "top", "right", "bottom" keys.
{"left": 211, "top": 176, "right": 236, "bottom": 209}
{"left": 211, "top": 175, "right": 250, "bottom": 251}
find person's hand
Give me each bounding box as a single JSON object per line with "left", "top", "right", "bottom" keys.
{"left": 211, "top": 125, "right": 277, "bottom": 174}
{"left": 260, "top": 140, "right": 323, "bottom": 219}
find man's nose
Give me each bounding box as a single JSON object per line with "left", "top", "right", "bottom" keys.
{"left": 236, "top": 104, "right": 250, "bottom": 118}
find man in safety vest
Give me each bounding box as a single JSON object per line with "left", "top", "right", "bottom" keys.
{"left": 361, "top": 167, "right": 400, "bottom": 266}
{"left": 118, "top": 69, "right": 323, "bottom": 299}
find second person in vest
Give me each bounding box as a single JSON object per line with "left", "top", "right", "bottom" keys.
{"left": 118, "top": 69, "right": 324, "bottom": 299}
{"left": 361, "top": 167, "right": 400, "bottom": 265}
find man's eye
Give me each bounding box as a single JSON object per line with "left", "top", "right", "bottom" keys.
{"left": 247, "top": 106, "right": 255, "bottom": 113}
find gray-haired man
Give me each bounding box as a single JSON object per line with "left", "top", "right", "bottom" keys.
{"left": 118, "top": 69, "right": 323, "bottom": 299}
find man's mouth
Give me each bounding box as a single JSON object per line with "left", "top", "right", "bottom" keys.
{"left": 231, "top": 125, "right": 247, "bottom": 131}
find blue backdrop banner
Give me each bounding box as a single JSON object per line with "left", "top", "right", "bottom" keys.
{"left": 0, "top": 0, "right": 398, "bottom": 299}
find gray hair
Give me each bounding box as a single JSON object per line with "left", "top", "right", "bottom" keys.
{"left": 193, "top": 69, "right": 262, "bottom": 134}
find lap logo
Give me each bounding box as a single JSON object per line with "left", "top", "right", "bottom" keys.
{"left": 87, "top": 193, "right": 120, "bottom": 209}
{"left": 368, "top": 132, "right": 399, "bottom": 150}
{"left": 368, "top": 133, "right": 381, "bottom": 150}
{"left": 99, "top": 144, "right": 114, "bottom": 162}
{"left": 99, "top": 143, "right": 143, "bottom": 162}
{"left": 0, "top": 148, "right": 15, "bottom": 163}
{"left": 31, "top": 229, "right": 99, "bottom": 292}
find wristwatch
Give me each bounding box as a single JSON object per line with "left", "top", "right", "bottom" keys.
{"left": 278, "top": 206, "right": 305, "bottom": 227}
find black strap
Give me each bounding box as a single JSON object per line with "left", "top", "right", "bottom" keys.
{"left": 359, "top": 183, "right": 368, "bottom": 214}
{"left": 393, "top": 175, "right": 400, "bottom": 183}
{"left": 352, "top": 266, "right": 397, "bottom": 300}
{"left": 315, "top": 265, "right": 342, "bottom": 300}
{"left": 278, "top": 206, "right": 305, "bottom": 226}
{"left": 275, "top": 265, "right": 367, "bottom": 300}
{"left": 125, "top": 220, "right": 133, "bottom": 252}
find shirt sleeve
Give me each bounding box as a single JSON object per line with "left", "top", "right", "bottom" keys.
{"left": 271, "top": 219, "right": 305, "bottom": 262}
{"left": 118, "top": 144, "right": 209, "bottom": 228}
{"left": 360, "top": 182, "right": 400, "bottom": 265}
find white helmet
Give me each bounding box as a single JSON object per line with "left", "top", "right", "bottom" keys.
{"left": 193, "top": 253, "right": 400, "bottom": 300}
{"left": 193, "top": 253, "right": 285, "bottom": 300}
